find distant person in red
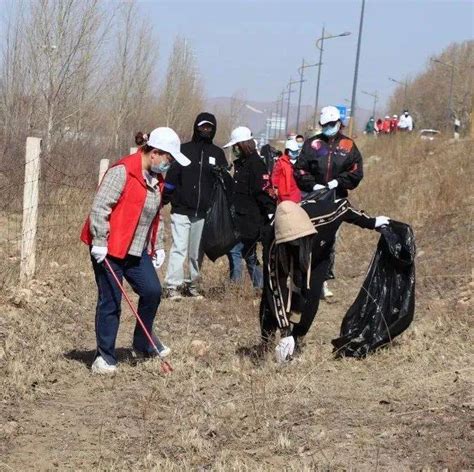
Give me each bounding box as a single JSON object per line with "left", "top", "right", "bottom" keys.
{"left": 382, "top": 115, "right": 392, "bottom": 134}
{"left": 390, "top": 114, "right": 398, "bottom": 133}
{"left": 375, "top": 118, "right": 383, "bottom": 134}
{"left": 272, "top": 139, "right": 301, "bottom": 203}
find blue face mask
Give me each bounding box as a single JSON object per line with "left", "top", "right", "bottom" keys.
{"left": 151, "top": 162, "right": 171, "bottom": 174}
{"left": 289, "top": 150, "right": 299, "bottom": 159}
{"left": 297, "top": 142, "right": 303, "bottom": 150}
{"left": 322, "top": 122, "right": 341, "bottom": 137}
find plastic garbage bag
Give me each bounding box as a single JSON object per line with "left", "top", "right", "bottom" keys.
{"left": 332, "top": 221, "right": 416, "bottom": 358}
{"left": 201, "top": 168, "right": 239, "bottom": 262}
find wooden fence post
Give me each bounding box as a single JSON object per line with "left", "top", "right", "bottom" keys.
{"left": 98, "top": 158, "right": 109, "bottom": 185}
{"left": 20, "top": 137, "right": 42, "bottom": 284}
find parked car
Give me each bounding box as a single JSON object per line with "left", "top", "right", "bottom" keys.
{"left": 419, "top": 129, "right": 441, "bottom": 141}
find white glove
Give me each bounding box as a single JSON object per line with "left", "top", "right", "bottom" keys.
{"left": 327, "top": 179, "right": 339, "bottom": 190}
{"left": 91, "top": 245, "right": 107, "bottom": 263}
{"left": 313, "top": 184, "right": 326, "bottom": 191}
{"left": 375, "top": 216, "right": 390, "bottom": 228}
{"left": 152, "top": 249, "right": 166, "bottom": 269}
{"left": 267, "top": 213, "right": 274, "bottom": 220}
{"left": 275, "top": 336, "right": 295, "bottom": 363}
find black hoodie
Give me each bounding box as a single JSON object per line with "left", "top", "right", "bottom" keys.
{"left": 165, "top": 112, "right": 228, "bottom": 218}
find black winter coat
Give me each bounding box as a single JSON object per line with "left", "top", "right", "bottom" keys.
{"left": 232, "top": 151, "right": 276, "bottom": 240}
{"left": 165, "top": 112, "right": 228, "bottom": 218}
{"left": 294, "top": 132, "right": 363, "bottom": 198}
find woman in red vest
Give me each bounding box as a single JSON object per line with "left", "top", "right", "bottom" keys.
{"left": 81, "top": 127, "right": 190, "bottom": 374}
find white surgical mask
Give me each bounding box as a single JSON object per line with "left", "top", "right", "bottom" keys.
{"left": 322, "top": 122, "right": 341, "bottom": 137}
{"left": 151, "top": 162, "right": 171, "bottom": 174}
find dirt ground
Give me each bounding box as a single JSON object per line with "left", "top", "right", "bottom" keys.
{"left": 1, "top": 232, "right": 472, "bottom": 471}
{"left": 1, "top": 137, "right": 473, "bottom": 471}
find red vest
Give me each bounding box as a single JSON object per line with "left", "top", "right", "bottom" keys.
{"left": 80, "top": 152, "right": 164, "bottom": 259}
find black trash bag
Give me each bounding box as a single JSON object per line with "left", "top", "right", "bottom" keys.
{"left": 332, "top": 221, "right": 416, "bottom": 358}
{"left": 201, "top": 169, "right": 239, "bottom": 262}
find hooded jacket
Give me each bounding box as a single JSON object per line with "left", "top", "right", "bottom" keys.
{"left": 294, "top": 132, "right": 363, "bottom": 199}
{"left": 164, "top": 112, "right": 228, "bottom": 218}
{"left": 232, "top": 150, "right": 276, "bottom": 240}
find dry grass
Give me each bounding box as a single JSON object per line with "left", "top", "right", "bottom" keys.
{"left": 0, "top": 136, "right": 473, "bottom": 470}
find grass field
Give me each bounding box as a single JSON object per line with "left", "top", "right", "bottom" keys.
{"left": 1, "top": 136, "right": 472, "bottom": 470}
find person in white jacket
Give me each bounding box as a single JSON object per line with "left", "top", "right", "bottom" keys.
{"left": 398, "top": 110, "right": 414, "bottom": 132}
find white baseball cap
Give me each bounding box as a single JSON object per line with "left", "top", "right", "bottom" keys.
{"left": 147, "top": 127, "right": 190, "bottom": 166}
{"left": 285, "top": 139, "right": 299, "bottom": 152}
{"left": 223, "top": 126, "right": 253, "bottom": 148}
{"left": 320, "top": 106, "right": 341, "bottom": 125}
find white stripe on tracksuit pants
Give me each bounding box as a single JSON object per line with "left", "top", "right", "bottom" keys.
{"left": 165, "top": 213, "right": 204, "bottom": 289}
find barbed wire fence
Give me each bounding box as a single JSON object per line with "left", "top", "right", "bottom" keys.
{"left": 0, "top": 136, "right": 112, "bottom": 289}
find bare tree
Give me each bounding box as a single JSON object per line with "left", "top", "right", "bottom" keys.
{"left": 21, "top": 0, "right": 108, "bottom": 154}
{"left": 157, "top": 37, "right": 204, "bottom": 140}
{"left": 106, "top": 1, "right": 158, "bottom": 154}
{"left": 388, "top": 40, "right": 473, "bottom": 131}
{"left": 0, "top": 1, "right": 30, "bottom": 143}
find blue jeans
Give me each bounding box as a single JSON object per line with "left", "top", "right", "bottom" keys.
{"left": 227, "top": 239, "right": 263, "bottom": 289}
{"left": 92, "top": 251, "right": 162, "bottom": 365}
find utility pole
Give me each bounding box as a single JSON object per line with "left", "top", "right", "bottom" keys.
{"left": 362, "top": 90, "right": 378, "bottom": 117}
{"left": 388, "top": 77, "right": 408, "bottom": 108}
{"left": 286, "top": 78, "right": 299, "bottom": 136}
{"left": 349, "top": 0, "right": 366, "bottom": 137}
{"left": 278, "top": 90, "right": 286, "bottom": 138}
{"left": 296, "top": 59, "right": 319, "bottom": 133}
{"left": 313, "top": 27, "right": 351, "bottom": 129}
{"left": 431, "top": 58, "right": 456, "bottom": 131}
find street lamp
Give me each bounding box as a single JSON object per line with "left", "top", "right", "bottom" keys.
{"left": 313, "top": 27, "right": 351, "bottom": 128}
{"left": 286, "top": 78, "right": 300, "bottom": 136}
{"left": 361, "top": 90, "right": 378, "bottom": 118}
{"left": 388, "top": 77, "right": 408, "bottom": 108}
{"left": 296, "top": 59, "right": 320, "bottom": 133}
{"left": 430, "top": 58, "right": 456, "bottom": 129}
{"left": 348, "top": 0, "right": 366, "bottom": 137}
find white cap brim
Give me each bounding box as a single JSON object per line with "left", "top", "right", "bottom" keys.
{"left": 223, "top": 139, "right": 237, "bottom": 148}
{"left": 197, "top": 120, "right": 214, "bottom": 126}
{"left": 158, "top": 144, "right": 190, "bottom": 166}
{"left": 172, "top": 151, "right": 191, "bottom": 167}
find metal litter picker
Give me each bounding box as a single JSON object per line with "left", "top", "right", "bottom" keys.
{"left": 104, "top": 258, "right": 173, "bottom": 374}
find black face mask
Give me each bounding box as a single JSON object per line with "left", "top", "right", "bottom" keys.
{"left": 198, "top": 129, "right": 212, "bottom": 140}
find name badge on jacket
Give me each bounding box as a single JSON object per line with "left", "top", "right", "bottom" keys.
{"left": 209, "top": 156, "right": 216, "bottom": 165}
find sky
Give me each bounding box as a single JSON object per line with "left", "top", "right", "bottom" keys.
{"left": 141, "top": 0, "right": 473, "bottom": 113}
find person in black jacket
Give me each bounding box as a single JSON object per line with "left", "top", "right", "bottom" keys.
{"left": 164, "top": 112, "right": 228, "bottom": 299}
{"left": 224, "top": 127, "right": 276, "bottom": 288}
{"left": 294, "top": 105, "right": 364, "bottom": 298}
{"left": 258, "top": 192, "right": 390, "bottom": 362}
{"left": 260, "top": 143, "right": 282, "bottom": 174}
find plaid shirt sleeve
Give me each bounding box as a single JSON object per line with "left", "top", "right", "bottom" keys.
{"left": 90, "top": 165, "right": 126, "bottom": 247}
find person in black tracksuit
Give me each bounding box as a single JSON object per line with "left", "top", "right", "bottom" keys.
{"left": 223, "top": 127, "right": 276, "bottom": 288}
{"left": 164, "top": 112, "right": 228, "bottom": 298}
{"left": 294, "top": 106, "right": 364, "bottom": 297}
{"left": 259, "top": 191, "right": 389, "bottom": 359}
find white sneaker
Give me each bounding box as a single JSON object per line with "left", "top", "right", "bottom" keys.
{"left": 158, "top": 345, "right": 171, "bottom": 358}
{"left": 322, "top": 281, "right": 334, "bottom": 299}
{"left": 131, "top": 344, "right": 171, "bottom": 359}
{"left": 91, "top": 356, "right": 117, "bottom": 374}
